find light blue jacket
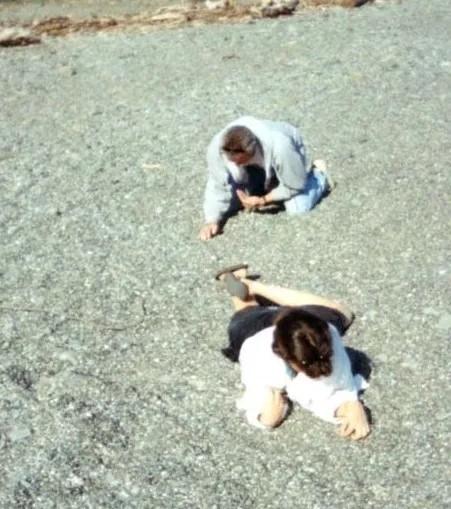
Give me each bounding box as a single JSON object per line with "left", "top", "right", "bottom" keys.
{"left": 203, "top": 116, "right": 310, "bottom": 223}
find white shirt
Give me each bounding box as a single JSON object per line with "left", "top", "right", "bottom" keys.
{"left": 239, "top": 324, "right": 364, "bottom": 424}
{"left": 287, "top": 325, "right": 361, "bottom": 423}
{"left": 239, "top": 325, "right": 295, "bottom": 391}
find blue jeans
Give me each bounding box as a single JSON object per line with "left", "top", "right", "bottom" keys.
{"left": 284, "top": 169, "right": 328, "bottom": 215}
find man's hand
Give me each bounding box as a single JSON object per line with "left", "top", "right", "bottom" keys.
{"left": 199, "top": 223, "right": 220, "bottom": 241}
{"left": 236, "top": 189, "right": 266, "bottom": 211}
{"left": 336, "top": 400, "right": 370, "bottom": 441}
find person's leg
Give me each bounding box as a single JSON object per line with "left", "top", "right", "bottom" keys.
{"left": 230, "top": 295, "right": 258, "bottom": 312}
{"left": 242, "top": 279, "right": 354, "bottom": 329}
{"left": 284, "top": 161, "right": 332, "bottom": 215}
{"left": 223, "top": 303, "right": 279, "bottom": 362}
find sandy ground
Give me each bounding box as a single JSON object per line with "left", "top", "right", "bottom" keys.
{"left": 0, "top": 0, "right": 450, "bottom": 507}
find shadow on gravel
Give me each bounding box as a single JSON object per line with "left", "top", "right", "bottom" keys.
{"left": 346, "top": 346, "right": 373, "bottom": 382}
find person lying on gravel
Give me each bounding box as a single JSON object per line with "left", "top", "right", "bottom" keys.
{"left": 200, "top": 116, "right": 333, "bottom": 240}
{"left": 216, "top": 264, "right": 371, "bottom": 440}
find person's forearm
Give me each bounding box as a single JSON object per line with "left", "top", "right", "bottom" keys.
{"left": 266, "top": 182, "right": 301, "bottom": 202}
{"left": 258, "top": 388, "right": 288, "bottom": 428}
{"left": 204, "top": 180, "right": 230, "bottom": 223}
{"left": 203, "top": 198, "right": 224, "bottom": 224}
{"left": 264, "top": 187, "right": 290, "bottom": 202}
{"left": 259, "top": 188, "right": 292, "bottom": 205}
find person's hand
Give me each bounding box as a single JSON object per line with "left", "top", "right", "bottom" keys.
{"left": 336, "top": 400, "right": 370, "bottom": 441}
{"left": 199, "top": 223, "right": 219, "bottom": 241}
{"left": 236, "top": 189, "right": 266, "bottom": 211}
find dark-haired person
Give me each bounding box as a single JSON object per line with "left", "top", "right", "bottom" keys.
{"left": 217, "top": 265, "right": 370, "bottom": 440}
{"left": 200, "top": 116, "right": 333, "bottom": 240}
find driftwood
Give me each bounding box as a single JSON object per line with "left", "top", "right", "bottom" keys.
{"left": 0, "top": 28, "right": 41, "bottom": 47}
{"left": 0, "top": 1, "right": 374, "bottom": 44}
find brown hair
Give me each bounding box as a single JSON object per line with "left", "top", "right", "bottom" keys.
{"left": 221, "top": 126, "right": 259, "bottom": 156}
{"left": 272, "top": 308, "right": 333, "bottom": 378}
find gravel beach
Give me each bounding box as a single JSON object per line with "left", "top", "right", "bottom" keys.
{"left": 0, "top": 0, "right": 450, "bottom": 507}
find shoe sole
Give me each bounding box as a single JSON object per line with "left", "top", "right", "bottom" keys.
{"left": 223, "top": 273, "right": 249, "bottom": 300}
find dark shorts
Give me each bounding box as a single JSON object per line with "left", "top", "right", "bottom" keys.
{"left": 222, "top": 304, "right": 348, "bottom": 362}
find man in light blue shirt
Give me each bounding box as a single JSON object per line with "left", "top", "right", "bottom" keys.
{"left": 200, "top": 116, "right": 333, "bottom": 240}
